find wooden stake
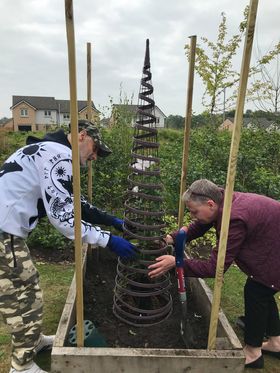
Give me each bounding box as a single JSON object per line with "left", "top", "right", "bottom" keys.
{"left": 178, "top": 35, "right": 197, "bottom": 229}
{"left": 64, "top": 0, "right": 84, "bottom": 347}
{"left": 87, "top": 42, "right": 93, "bottom": 203}
{"left": 207, "top": 0, "right": 259, "bottom": 350}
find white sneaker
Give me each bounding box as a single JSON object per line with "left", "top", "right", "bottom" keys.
{"left": 9, "top": 361, "right": 48, "bottom": 373}
{"left": 34, "top": 334, "right": 55, "bottom": 354}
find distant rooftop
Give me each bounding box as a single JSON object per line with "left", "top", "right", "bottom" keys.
{"left": 11, "top": 95, "right": 100, "bottom": 113}
{"left": 113, "top": 104, "right": 167, "bottom": 118}
{"left": 226, "top": 116, "right": 278, "bottom": 129}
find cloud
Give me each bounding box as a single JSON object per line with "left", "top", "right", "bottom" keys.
{"left": 0, "top": 0, "right": 279, "bottom": 118}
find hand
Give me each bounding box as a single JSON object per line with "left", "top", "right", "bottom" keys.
{"left": 107, "top": 235, "right": 136, "bottom": 258}
{"left": 111, "top": 217, "right": 124, "bottom": 232}
{"left": 165, "top": 234, "right": 174, "bottom": 245}
{"left": 148, "top": 255, "right": 175, "bottom": 278}
{"left": 174, "top": 230, "right": 187, "bottom": 267}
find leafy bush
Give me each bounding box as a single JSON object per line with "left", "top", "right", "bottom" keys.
{"left": 159, "top": 126, "right": 280, "bottom": 213}
{"left": 164, "top": 213, "right": 217, "bottom": 254}
{"left": 27, "top": 217, "right": 72, "bottom": 250}
{"left": 84, "top": 118, "right": 133, "bottom": 213}
{"left": 2, "top": 123, "right": 280, "bottom": 250}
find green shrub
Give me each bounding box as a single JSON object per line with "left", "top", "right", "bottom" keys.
{"left": 3, "top": 123, "right": 280, "bottom": 250}
{"left": 27, "top": 217, "right": 72, "bottom": 250}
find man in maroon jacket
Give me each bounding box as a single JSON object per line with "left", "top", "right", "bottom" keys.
{"left": 148, "top": 179, "right": 280, "bottom": 369}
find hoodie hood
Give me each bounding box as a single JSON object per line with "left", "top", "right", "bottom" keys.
{"left": 26, "top": 129, "right": 71, "bottom": 149}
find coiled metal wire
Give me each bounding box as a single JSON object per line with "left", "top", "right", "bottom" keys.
{"left": 113, "top": 39, "right": 172, "bottom": 326}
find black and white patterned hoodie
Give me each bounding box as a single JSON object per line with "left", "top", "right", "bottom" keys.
{"left": 0, "top": 130, "right": 113, "bottom": 247}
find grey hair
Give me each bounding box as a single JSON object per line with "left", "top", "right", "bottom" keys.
{"left": 182, "top": 179, "right": 222, "bottom": 204}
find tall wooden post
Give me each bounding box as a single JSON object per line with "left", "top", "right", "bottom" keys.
{"left": 64, "top": 0, "right": 84, "bottom": 347}
{"left": 178, "top": 35, "right": 197, "bottom": 229}
{"left": 207, "top": 0, "right": 259, "bottom": 350}
{"left": 87, "top": 42, "right": 93, "bottom": 203}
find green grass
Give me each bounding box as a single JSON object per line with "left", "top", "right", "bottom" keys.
{"left": 0, "top": 262, "right": 74, "bottom": 372}
{"left": 205, "top": 264, "right": 247, "bottom": 324}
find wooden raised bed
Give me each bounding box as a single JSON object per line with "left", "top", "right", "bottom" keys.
{"left": 51, "top": 246, "right": 244, "bottom": 373}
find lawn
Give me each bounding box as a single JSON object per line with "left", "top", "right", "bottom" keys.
{"left": 0, "top": 262, "right": 279, "bottom": 372}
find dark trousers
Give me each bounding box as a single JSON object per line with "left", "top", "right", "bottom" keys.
{"left": 244, "top": 277, "right": 280, "bottom": 347}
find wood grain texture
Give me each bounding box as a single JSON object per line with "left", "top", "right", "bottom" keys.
{"left": 207, "top": 0, "right": 259, "bottom": 350}
{"left": 178, "top": 35, "right": 197, "bottom": 229}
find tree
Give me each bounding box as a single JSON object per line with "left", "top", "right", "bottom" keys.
{"left": 185, "top": 8, "right": 280, "bottom": 118}
{"left": 247, "top": 42, "right": 280, "bottom": 113}
{"left": 166, "top": 115, "right": 185, "bottom": 129}
{"left": 191, "top": 111, "right": 221, "bottom": 127}
{"left": 185, "top": 9, "right": 248, "bottom": 115}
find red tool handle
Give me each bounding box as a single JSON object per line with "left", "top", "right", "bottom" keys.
{"left": 176, "top": 267, "right": 187, "bottom": 302}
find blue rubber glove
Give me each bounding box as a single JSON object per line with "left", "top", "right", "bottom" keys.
{"left": 174, "top": 230, "right": 187, "bottom": 268}
{"left": 107, "top": 235, "right": 136, "bottom": 258}
{"left": 111, "top": 217, "right": 124, "bottom": 232}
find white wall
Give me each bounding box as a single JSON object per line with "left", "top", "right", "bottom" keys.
{"left": 154, "top": 107, "right": 166, "bottom": 128}
{"left": 58, "top": 113, "right": 70, "bottom": 127}
{"left": 130, "top": 107, "right": 166, "bottom": 128}
{"left": 35, "top": 110, "right": 57, "bottom": 125}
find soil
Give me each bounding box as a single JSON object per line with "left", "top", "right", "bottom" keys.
{"left": 30, "top": 245, "right": 75, "bottom": 264}
{"left": 30, "top": 245, "right": 210, "bottom": 349}
{"left": 84, "top": 248, "right": 209, "bottom": 350}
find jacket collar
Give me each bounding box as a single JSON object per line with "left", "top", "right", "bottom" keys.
{"left": 26, "top": 129, "right": 71, "bottom": 149}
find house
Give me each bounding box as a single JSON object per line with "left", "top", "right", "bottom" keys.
{"left": 219, "top": 118, "right": 234, "bottom": 131}
{"left": 0, "top": 117, "right": 14, "bottom": 130}
{"left": 110, "top": 104, "right": 167, "bottom": 128}
{"left": 10, "top": 95, "right": 100, "bottom": 132}
{"left": 219, "top": 117, "right": 279, "bottom": 132}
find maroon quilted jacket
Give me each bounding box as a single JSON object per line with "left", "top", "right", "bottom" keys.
{"left": 182, "top": 191, "right": 280, "bottom": 290}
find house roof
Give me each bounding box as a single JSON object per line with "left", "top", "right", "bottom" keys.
{"left": 11, "top": 96, "right": 57, "bottom": 110}
{"left": 11, "top": 95, "right": 99, "bottom": 113}
{"left": 56, "top": 99, "right": 99, "bottom": 113}
{"left": 100, "top": 117, "right": 110, "bottom": 127}
{"left": 0, "top": 117, "right": 11, "bottom": 125}
{"left": 113, "top": 104, "right": 167, "bottom": 118}
{"left": 225, "top": 117, "right": 277, "bottom": 129}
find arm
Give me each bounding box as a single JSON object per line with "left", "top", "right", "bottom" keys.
{"left": 80, "top": 196, "right": 119, "bottom": 227}
{"left": 149, "top": 230, "right": 187, "bottom": 279}
{"left": 168, "top": 221, "right": 213, "bottom": 244}
{"left": 149, "top": 218, "right": 247, "bottom": 279}
{"left": 184, "top": 218, "right": 247, "bottom": 277}
{"left": 150, "top": 222, "right": 213, "bottom": 278}
{"left": 38, "top": 150, "right": 136, "bottom": 258}
{"left": 39, "top": 153, "right": 110, "bottom": 248}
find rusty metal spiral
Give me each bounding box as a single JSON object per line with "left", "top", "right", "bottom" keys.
{"left": 113, "top": 39, "right": 172, "bottom": 327}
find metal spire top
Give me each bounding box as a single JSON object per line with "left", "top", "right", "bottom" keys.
{"left": 144, "top": 39, "right": 150, "bottom": 70}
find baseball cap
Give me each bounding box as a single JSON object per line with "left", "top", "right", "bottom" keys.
{"left": 74, "top": 119, "right": 112, "bottom": 157}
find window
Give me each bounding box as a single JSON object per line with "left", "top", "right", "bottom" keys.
{"left": 20, "top": 109, "right": 28, "bottom": 117}
{"left": 63, "top": 113, "right": 70, "bottom": 119}
{"left": 156, "top": 117, "right": 160, "bottom": 124}
{"left": 44, "top": 110, "right": 51, "bottom": 117}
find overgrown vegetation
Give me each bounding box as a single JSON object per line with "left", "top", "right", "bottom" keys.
{"left": 1, "top": 122, "right": 280, "bottom": 251}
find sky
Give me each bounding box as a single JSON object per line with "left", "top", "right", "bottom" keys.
{"left": 0, "top": 0, "right": 279, "bottom": 119}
